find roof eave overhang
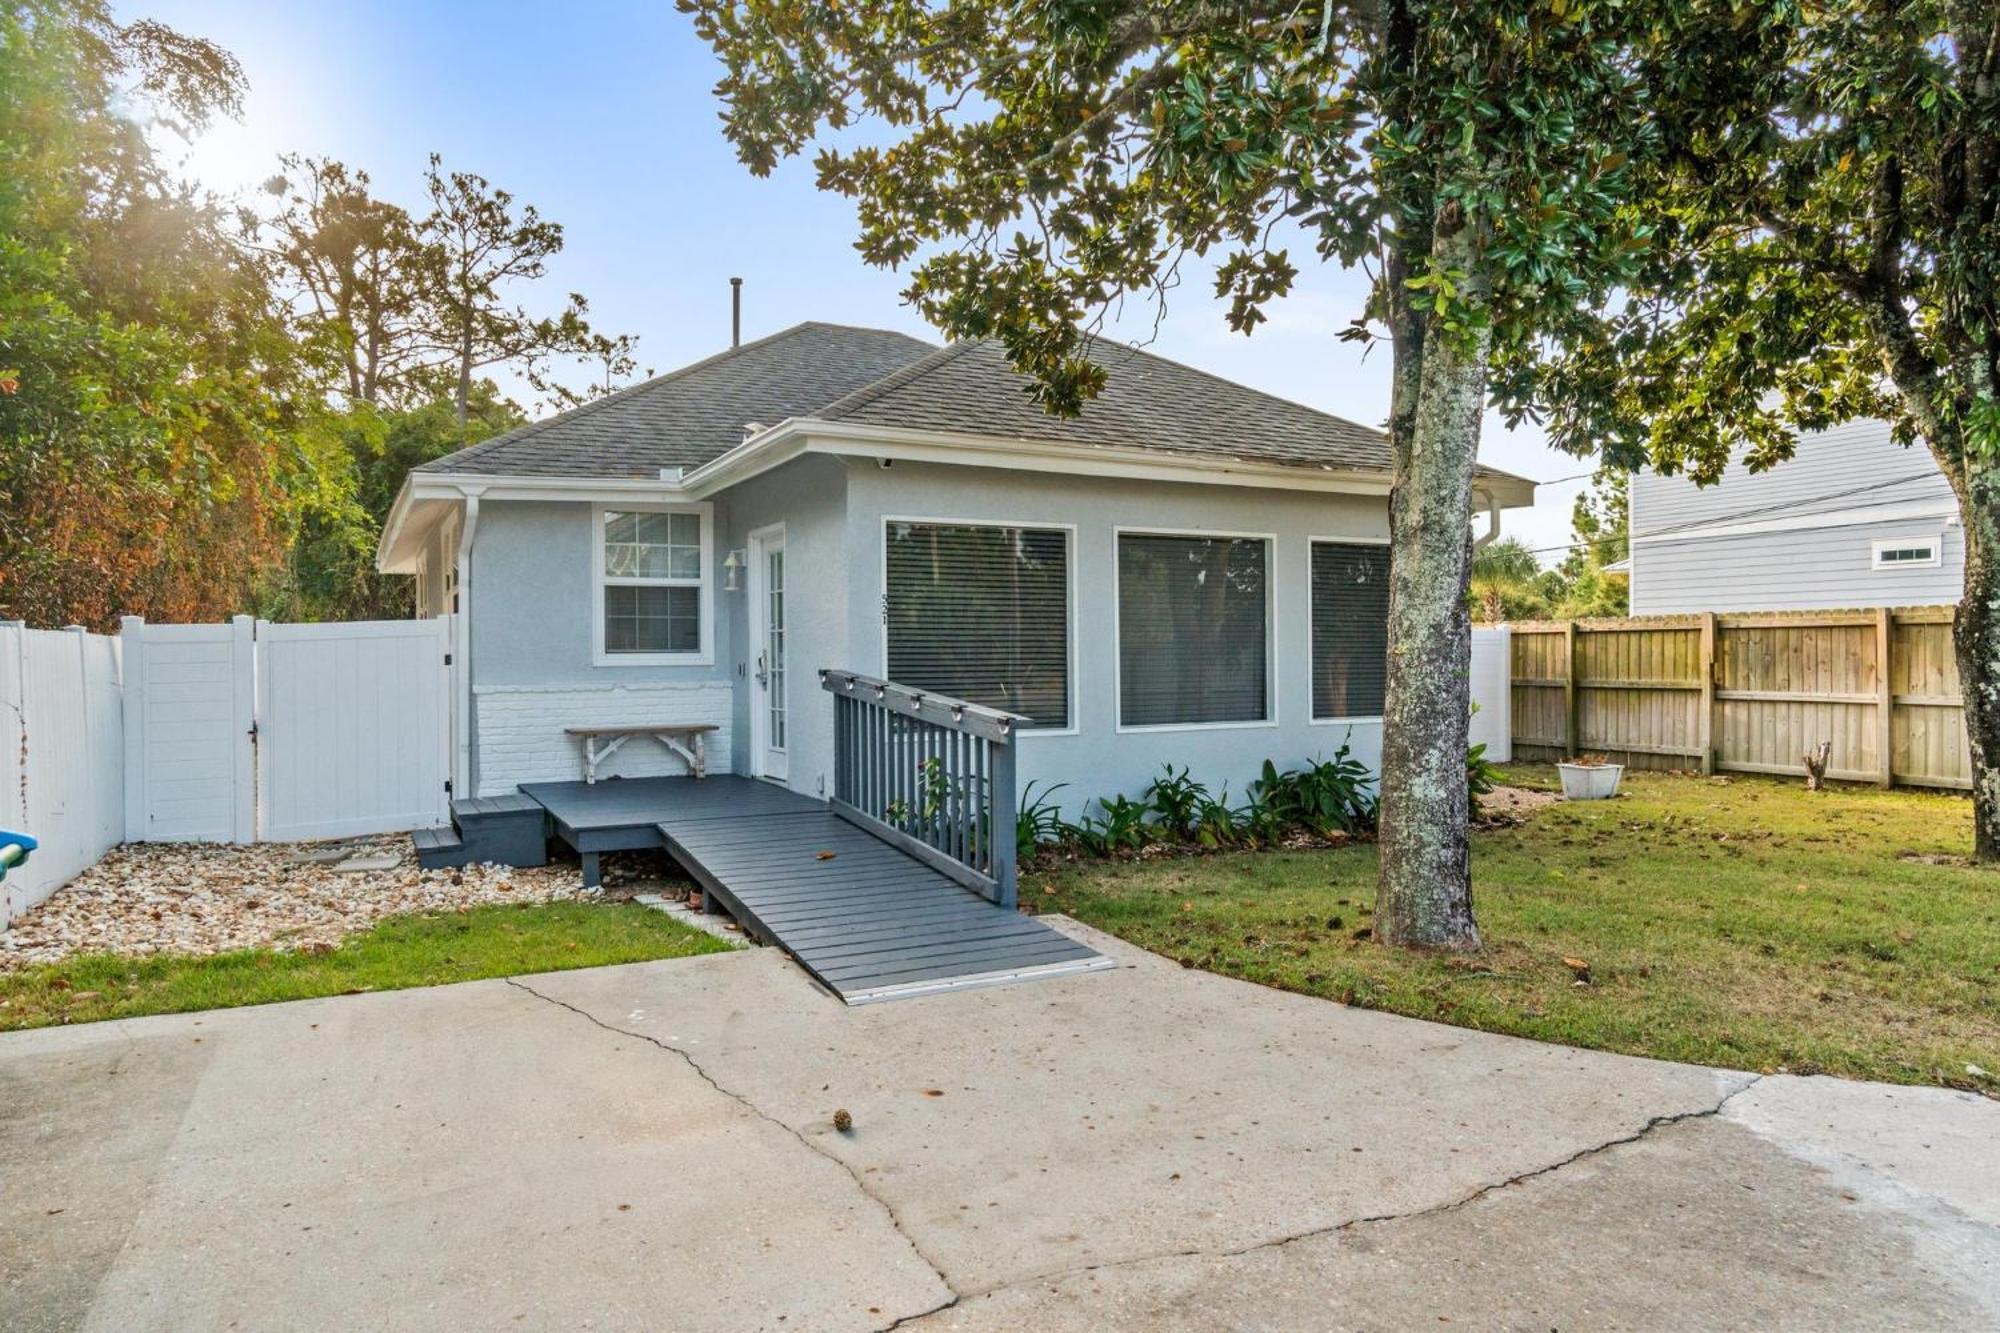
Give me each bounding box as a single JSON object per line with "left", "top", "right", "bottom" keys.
{"left": 375, "top": 471, "right": 699, "bottom": 573}
{"left": 683, "top": 418, "right": 1537, "bottom": 507}
{"left": 377, "top": 419, "right": 1536, "bottom": 571}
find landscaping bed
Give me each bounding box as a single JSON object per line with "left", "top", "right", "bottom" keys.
{"left": 0, "top": 839, "right": 729, "bottom": 1031}
{"left": 1024, "top": 766, "right": 2000, "bottom": 1090}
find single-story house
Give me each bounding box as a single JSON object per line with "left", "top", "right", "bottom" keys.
{"left": 1622, "top": 418, "right": 1961, "bottom": 614}
{"left": 376, "top": 322, "right": 1536, "bottom": 815}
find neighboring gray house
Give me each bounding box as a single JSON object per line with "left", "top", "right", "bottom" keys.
{"left": 376, "top": 322, "right": 1534, "bottom": 812}
{"left": 1624, "top": 419, "right": 1962, "bottom": 615}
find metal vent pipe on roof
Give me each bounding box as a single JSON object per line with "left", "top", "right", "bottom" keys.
{"left": 730, "top": 276, "right": 742, "bottom": 347}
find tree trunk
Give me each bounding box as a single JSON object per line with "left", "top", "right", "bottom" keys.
{"left": 1955, "top": 455, "right": 2000, "bottom": 860}
{"left": 456, "top": 323, "right": 473, "bottom": 428}
{"left": 1375, "top": 218, "right": 1488, "bottom": 951}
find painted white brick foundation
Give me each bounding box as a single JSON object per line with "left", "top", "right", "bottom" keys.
{"left": 473, "top": 682, "right": 734, "bottom": 796}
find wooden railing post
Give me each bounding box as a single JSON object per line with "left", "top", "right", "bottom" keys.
{"left": 989, "top": 736, "right": 1017, "bottom": 909}
{"left": 819, "top": 668, "right": 1024, "bottom": 905}
{"left": 1698, "top": 612, "right": 1717, "bottom": 775}
{"left": 1563, "top": 621, "right": 1580, "bottom": 757}
{"left": 1875, "top": 606, "right": 1895, "bottom": 787}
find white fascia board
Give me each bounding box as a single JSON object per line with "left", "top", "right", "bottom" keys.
{"left": 1634, "top": 497, "right": 1959, "bottom": 546}
{"left": 377, "top": 472, "right": 696, "bottom": 573}
{"left": 683, "top": 417, "right": 1538, "bottom": 507}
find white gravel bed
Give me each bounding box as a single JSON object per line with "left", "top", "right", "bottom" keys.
{"left": 0, "top": 838, "right": 598, "bottom": 971}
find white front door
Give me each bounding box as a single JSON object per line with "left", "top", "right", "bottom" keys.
{"left": 749, "top": 527, "right": 788, "bottom": 783}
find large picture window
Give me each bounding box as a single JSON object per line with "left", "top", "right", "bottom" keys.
{"left": 885, "top": 521, "right": 1070, "bottom": 728}
{"left": 596, "top": 506, "right": 709, "bottom": 662}
{"left": 1311, "top": 541, "right": 1389, "bottom": 719}
{"left": 1117, "top": 532, "right": 1270, "bottom": 727}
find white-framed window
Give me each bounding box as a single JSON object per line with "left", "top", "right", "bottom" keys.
{"left": 1871, "top": 535, "right": 1941, "bottom": 570}
{"left": 593, "top": 503, "right": 714, "bottom": 666}
{"left": 1115, "top": 529, "right": 1275, "bottom": 730}
{"left": 882, "top": 518, "right": 1074, "bottom": 730}
{"left": 1309, "top": 539, "right": 1390, "bottom": 721}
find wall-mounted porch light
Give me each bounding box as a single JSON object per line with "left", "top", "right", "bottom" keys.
{"left": 722, "top": 548, "right": 747, "bottom": 592}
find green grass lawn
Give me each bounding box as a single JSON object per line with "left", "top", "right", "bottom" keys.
{"left": 1026, "top": 766, "right": 2000, "bottom": 1088}
{"left": 0, "top": 901, "right": 729, "bottom": 1032}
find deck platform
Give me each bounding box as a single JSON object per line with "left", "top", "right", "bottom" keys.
{"left": 518, "top": 776, "right": 1111, "bottom": 1003}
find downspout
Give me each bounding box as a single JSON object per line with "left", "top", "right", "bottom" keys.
{"left": 454, "top": 489, "right": 483, "bottom": 801}
{"left": 1472, "top": 490, "right": 1502, "bottom": 551}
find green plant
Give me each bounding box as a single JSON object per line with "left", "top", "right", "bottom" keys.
{"left": 1144, "top": 765, "right": 1211, "bottom": 841}
{"left": 1467, "top": 743, "right": 1503, "bottom": 804}
{"left": 1075, "top": 794, "right": 1153, "bottom": 856}
{"left": 1251, "top": 745, "right": 1378, "bottom": 837}
{"left": 1233, "top": 788, "right": 1289, "bottom": 849}
{"left": 1192, "top": 786, "right": 1241, "bottom": 850}
{"left": 1017, "top": 780, "right": 1070, "bottom": 861}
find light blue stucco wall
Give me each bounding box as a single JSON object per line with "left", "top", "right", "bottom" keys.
{"left": 836, "top": 460, "right": 1392, "bottom": 818}
{"left": 467, "top": 499, "right": 733, "bottom": 794}
{"left": 717, "top": 454, "right": 850, "bottom": 794}
{"left": 462, "top": 458, "right": 1400, "bottom": 810}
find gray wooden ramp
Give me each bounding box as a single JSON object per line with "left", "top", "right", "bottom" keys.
{"left": 658, "top": 807, "right": 1112, "bottom": 1004}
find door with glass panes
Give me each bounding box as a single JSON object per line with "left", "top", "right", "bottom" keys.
{"left": 748, "top": 526, "right": 787, "bottom": 782}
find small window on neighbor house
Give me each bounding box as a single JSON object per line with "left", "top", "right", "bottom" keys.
{"left": 601, "top": 509, "right": 704, "bottom": 656}
{"left": 1117, "top": 533, "right": 1270, "bottom": 727}
{"left": 885, "top": 521, "right": 1070, "bottom": 728}
{"left": 1311, "top": 541, "right": 1390, "bottom": 719}
{"left": 1871, "top": 537, "right": 1940, "bottom": 570}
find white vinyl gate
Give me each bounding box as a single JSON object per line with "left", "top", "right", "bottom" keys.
{"left": 256, "top": 619, "right": 452, "bottom": 841}
{"left": 121, "top": 616, "right": 452, "bottom": 843}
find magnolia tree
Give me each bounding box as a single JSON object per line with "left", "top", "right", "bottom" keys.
{"left": 1522, "top": 2, "right": 2000, "bottom": 857}
{"left": 682, "top": 0, "right": 1673, "bottom": 947}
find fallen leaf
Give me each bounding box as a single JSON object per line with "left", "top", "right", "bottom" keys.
{"left": 815, "top": 851, "right": 837, "bottom": 861}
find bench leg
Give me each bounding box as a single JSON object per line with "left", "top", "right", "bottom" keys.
{"left": 580, "top": 851, "right": 601, "bottom": 892}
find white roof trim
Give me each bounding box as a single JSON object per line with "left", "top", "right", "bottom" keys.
{"left": 378, "top": 417, "right": 1537, "bottom": 573}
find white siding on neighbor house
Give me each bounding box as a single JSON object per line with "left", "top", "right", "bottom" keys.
{"left": 1628, "top": 419, "right": 1960, "bottom": 614}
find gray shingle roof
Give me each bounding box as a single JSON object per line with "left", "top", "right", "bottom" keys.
{"left": 415, "top": 322, "right": 938, "bottom": 478}
{"left": 818, "top": 338, "right": 1397, "bottom": 473}
{"left": 415, "top": 319, "right": 1529, "bottom": 489}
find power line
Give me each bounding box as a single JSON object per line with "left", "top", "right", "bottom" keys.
{"left": 1502, "top": 468, "right": 1947, "bottom": 561}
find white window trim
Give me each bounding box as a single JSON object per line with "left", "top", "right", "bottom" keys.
{"left": 879, "top": 514, "right": 1080, "bottom": 736}
{"left": 1870, "top": 534, "right": 1943, "bottom": 570}
{"left": 1113, "top": 525, "right": 1280, "bottom": 734}
{"left": 592, "top": 501, "right": 716, "bottom": 667}
{"left": 1307, "top": 534, "right": 1390, "bottom": 726}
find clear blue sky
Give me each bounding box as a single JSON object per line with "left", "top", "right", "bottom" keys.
{"left": 128, "top": 0, "right": 1592, "bottom": 554}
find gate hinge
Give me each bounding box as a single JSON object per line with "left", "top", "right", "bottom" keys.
{"left": 444, "top": 652, "right": 454, "bottom": 666}
{"left": 444, "top": 778, "right": 453, "bottom": 794}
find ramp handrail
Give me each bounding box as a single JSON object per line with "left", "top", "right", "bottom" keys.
{"left": 818, "top": 669, "right": 1022, "bottom": 907}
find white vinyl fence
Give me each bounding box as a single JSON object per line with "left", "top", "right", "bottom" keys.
{"left": 1, "top": 624, "right": 127, "bottom": 921}
{"left": 4, "top": 616, "right": 455, "bottom": 924}
{"left": 1469, "top": 626, "right": 1513, "bottom": 763}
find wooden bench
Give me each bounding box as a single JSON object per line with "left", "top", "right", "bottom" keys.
{"left": 565, "top": 724, "right": 718, "bottom": 783}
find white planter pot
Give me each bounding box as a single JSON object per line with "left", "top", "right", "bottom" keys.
{"left": 1557, "top": 762, "right": 1624, "bottom": 800}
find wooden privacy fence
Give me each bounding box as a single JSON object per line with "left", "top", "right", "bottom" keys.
{"left": 1509, "top": 607, "right": 1969, "bottom": 790}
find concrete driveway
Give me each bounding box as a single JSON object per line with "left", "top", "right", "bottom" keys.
{"left": 2, "top": 919, "right": 1994, "bottom": 1331}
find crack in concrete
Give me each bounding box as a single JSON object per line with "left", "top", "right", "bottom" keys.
{"left": 506, "top": 973, "right": 1765, "bottom": 1332}
{"left": 501, "top": 976, "right": 963, "bottom": 1331}
{"left": 938, "top": 1074, "right": 1768, "bottom": 1314}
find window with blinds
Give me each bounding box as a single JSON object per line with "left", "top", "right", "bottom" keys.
{"left": 1117, "top": 533, "right": 1269, "bottom": 727}
{"left": 884, "top": 522, "right": 1070, "bottom": 728}
{"left": 1311, "top": 541, "right": 1390, "bottom": 718}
